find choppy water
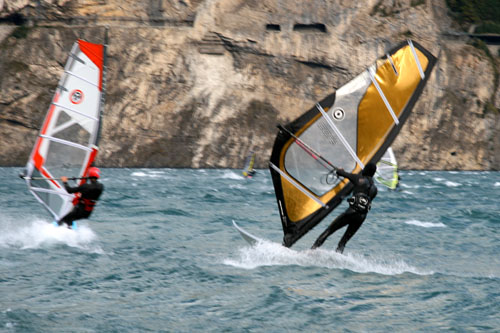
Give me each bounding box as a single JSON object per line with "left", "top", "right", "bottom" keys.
{"left": 1, "top": 168, "right": 499, "bottom": 332}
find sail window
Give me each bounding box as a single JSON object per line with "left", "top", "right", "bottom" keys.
{"left": 293, "top": 23, "right": 327, "bottom": 33}
{"left": 316, "top": 103, "right": 364, "bottom": 168}
{"left": 266, "top": 24, "right": 281, "bottom": 31}
{"left": 270, "top": 162, "right": 326, "bottom": 208}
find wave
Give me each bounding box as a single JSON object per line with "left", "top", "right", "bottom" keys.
{"left": 0, "top": 219, "right": 103, "bottom": 253}
{"left": 223, "top": 240, "right": 432, "bottom": 276}
{"left": 432, "top": 177, "right": 461, "bottom": 187}
{"left": 130, "top": 171, "right": 165, "bottom": 178}
{"left": 130, "top": 171, "right": 147, "bottom": 177}
{"left": 405, "top": 219, "right": 446, "bottom": 228}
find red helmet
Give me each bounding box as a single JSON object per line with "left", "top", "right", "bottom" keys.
{"left": 88, "top": 167, "right": 100, "bottom": 179}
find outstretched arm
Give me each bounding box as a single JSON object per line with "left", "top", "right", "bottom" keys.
{"left": 336, "top": 168, "right": 358, "bottom": 183}
{"left": 61, "top": 176, "right": 83, "bottom": 194}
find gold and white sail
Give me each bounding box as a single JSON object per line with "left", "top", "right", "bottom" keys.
{"left": 269, "top": 40, "right": 436, "bottom": 247}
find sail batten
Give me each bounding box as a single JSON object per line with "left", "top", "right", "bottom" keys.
{"left": 64, "top": 70, "right": 100, "bottom": 88}
{"left": 30, "top": 187, "right": 74, "bottom": 196}
{"left": 367, "top": 67, "right": 400, "bottom": 125}
{"left": 408, "top": 39, "right": 425, "bottom": 79}
{"left": 39, "top": 135, "right": 94, "bottom": 151}
{"left": 52, "top": 102, "right": 99, "bottom": 120}
{"left": 386, "top": 54, "right": 398, "bottom": 75}
{"left": 269, "top": 40, "right": 436, "bottom": 247}
{"left": 270, "top": 162, "right": 326, "bottom": 208}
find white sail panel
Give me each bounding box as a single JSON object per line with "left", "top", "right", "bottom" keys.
{"left": 284, "top": 71, "right": 372, "bottom": 196}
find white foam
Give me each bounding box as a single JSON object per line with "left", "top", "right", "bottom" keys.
{"left": 229, "top": 183, "right": 246, "bottom": 190}
{"left": 494, "top": 182, "right": 500, "bottom": 187}
{"left": 220, "top": 170, "right": 243, "bottom": 180}
{"left": 432, "top": 177, "right": 461, "bottom": 187}
{"left": 148, "top": 170, "right": 165, "bottom": 174}
{"left": 405, "top": 219, "right": 446, "bottom": 228}
{"left": 130, "top": 171, "right": 165, "bottom": 178}
{"left": 0, "top": 219, "right": 103, "bottom": 253}
{"left": 224, "top": 240, "right": 431, "bottom": 275}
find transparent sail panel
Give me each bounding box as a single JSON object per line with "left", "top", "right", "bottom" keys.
{"left": 44, "top": 140, "right": 87, "bottom": 178}
{"left": 51, "top": 110, "right": 92, "bottom": 146}
{"left": 30, "top": 168, "right": 50, "bottom": 189}
{"left": 32, "top": 189, "right": 65, "bottom": 216}
{"left": 29, "top": 168, "right": 66, "bottom": 218}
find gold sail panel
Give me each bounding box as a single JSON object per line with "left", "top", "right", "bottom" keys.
{"left": 358, "top": 46, "right": 430, "bottom": 160}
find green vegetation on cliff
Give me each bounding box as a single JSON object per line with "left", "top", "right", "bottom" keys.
{"left": 446, "top": 0, "right": 500, "bottom": 33}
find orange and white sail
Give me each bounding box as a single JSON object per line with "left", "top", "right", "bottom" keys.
{"left": 22, "top": 38, "right": 107, "bottom": 221}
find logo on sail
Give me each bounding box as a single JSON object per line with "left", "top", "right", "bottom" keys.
{"left": 332, "top": 108, "right": 345, "bottom": 121}
{"left": 70, "top": 89, "right": 84, "bottom": 104}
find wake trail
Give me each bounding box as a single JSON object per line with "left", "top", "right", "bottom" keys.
{"left": 224, "top": 240, "right": 433, "bottom": 276}
{"left": 0, "top": 218, "right": 103, "bottom": 253}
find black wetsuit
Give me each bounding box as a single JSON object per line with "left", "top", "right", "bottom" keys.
{"left": 58, "top": 180, "right": 104, "bottom": 227}
{"left": 311, "top": 169, "right": 377, "bottom": 253}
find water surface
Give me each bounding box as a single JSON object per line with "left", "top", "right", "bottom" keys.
{"left": 1, "top": 168, "right": 499, "bottom": 332}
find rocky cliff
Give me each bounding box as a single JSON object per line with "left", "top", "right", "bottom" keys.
{"left": 1, "top": 0, "right": 499, "bottom": 170}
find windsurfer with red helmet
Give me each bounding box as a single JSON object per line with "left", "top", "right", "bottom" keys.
{"left": 57, "top": 166, "right": 104, "bottom": 228}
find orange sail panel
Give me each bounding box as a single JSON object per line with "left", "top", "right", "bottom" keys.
{"left": 269, "top": 40, "right": 437, "bottom": 247}
{"left": 22, "top": 39, "right": 107, "bottom": 221}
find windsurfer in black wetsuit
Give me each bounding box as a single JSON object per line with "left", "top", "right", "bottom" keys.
{"left": 57, "top": 167, "right": 104, "bottom": 228}
{"left": 311, "top": 163, "right": 378, "bottom": 253}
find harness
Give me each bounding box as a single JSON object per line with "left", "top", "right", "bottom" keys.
{"left": 348, "top": 178, "right": 374, "bottom": 213}
{"left": 72, "top": 194, "right": 97, "bottom": 212}
{"left": 81, "top": 198, "right": 97, "bottom": 212}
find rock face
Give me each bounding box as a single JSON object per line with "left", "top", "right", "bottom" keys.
{"left": 0, "top": 0, "right": 499, "bottom": 170}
